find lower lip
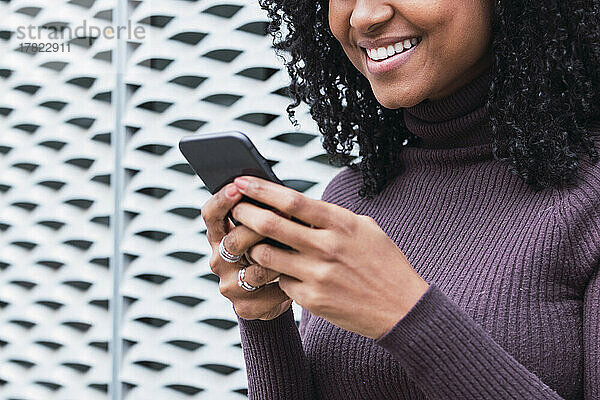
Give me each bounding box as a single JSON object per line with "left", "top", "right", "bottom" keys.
{"left": 365, "top": 42, "right": 420, "bottom": 75}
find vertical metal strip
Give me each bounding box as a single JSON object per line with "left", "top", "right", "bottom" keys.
{"left": 111, "top": 0, "right": 127, "bottom": 398}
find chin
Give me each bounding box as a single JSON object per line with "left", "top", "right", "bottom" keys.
{"left": 372, "top": 90, "right": 423, "bottom": 110}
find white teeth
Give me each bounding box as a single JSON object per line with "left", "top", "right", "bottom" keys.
{"left": 366, "top": 37, "right": 420, "bottom": 61}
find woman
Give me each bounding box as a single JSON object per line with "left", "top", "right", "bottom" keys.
{"left": 201, "top": 0, "right": 600, "bottom": 399}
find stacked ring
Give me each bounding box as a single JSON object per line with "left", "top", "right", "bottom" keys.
{"left": 219, "top": 236, "right": 242, "bottom": 263}
{"left": 238, "top": 266, "right": 265, "bottom": 292}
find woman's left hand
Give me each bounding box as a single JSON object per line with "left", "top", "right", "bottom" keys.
{"left": 230, "top": 176, "right": 430, "bottom": 340}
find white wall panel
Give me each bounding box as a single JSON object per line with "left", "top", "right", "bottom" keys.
{"left": 0, "top": 0, "right": 115, "bottom": 397}
{"left": 0, "top": 0, "right": 346, "bottom": 398}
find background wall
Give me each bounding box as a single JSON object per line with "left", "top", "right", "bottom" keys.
{"left": 0, "top": 0, "right": 349, "bottom": 399}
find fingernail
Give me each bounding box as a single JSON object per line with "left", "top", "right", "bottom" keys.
{"left": 226, "top": 186, "right": 238, "bottom": 197}
{"left": 235, "top": 177, "right": 249, "bottom": 189}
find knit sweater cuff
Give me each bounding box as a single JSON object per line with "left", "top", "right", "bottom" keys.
{"left": 374, "top": 283, "right": 563, "bottom": 399}
{"left": 236, "top": 306, "right": 314, "bottom": 399}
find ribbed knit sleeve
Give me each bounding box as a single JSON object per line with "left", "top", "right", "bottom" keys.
{"left": 373, "top": 281, "right": 598, "bottom": 399}
{"left": 583, "top": 264, "right": 600, "bottom": 399}
{"left": 374, "top": 144, "right": 600, "bottom": 400}
{"left": 564, "top": 140, "right": 600, "bottom": 399}
{"left": 236, "top": 306, "right": 314, "bottom": 399}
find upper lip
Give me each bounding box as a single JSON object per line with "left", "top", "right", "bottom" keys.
{"left": 357, "top": 36, "right": 420, "bottom": 50}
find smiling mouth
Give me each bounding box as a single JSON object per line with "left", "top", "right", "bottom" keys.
{"left": 364, "top": 37, "right": 421, "bottom": 62}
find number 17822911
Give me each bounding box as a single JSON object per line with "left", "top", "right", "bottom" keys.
{"left": 19, "top": 42, "right": 71, "bottom": 53}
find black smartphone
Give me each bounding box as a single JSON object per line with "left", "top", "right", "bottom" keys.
{"left": 178, "top": 131, "right": 310, "bottom": 251}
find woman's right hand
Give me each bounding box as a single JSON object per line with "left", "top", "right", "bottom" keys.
{"left": 201, "top": 182, "right": 293, "bottom": 320}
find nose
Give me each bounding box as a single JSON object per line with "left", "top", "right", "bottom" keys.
{"left": 349, "top": 0, "right": 393, "bottom": 33}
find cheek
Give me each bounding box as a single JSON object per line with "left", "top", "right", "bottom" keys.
{"left": 420, "top": 2, "right": 491, "bottom": 61}
{"left": 448, "top": 6, "right": 492, "bottom": 59}
{"left": 328, "top": 1, "right": 352, "bottom": 47}
{"left": 328, "top": 3, "right": 364, "bottom": 70}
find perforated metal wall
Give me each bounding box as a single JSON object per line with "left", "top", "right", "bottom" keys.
{"left": 0, "top": 0, "right": 344, "bottom": 399}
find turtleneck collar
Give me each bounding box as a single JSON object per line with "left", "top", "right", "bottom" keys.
{"left": 403, "top": 66, "right": 494, "bottom": 149}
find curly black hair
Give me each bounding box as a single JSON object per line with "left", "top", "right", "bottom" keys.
{"left": 258, "top": 0, "right": 600, "bottom": 199}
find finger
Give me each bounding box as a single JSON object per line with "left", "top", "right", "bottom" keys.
{"left": 233, "top": 176, "right": 341, "bottom": 229}
{"left": 232, "top": 282, "right": 292, "bottom": 320}
{"left": 201, "top": 182, "right": 243, "bottom": 245}
{"left": 242, "top": 264, "right": 281, "bottom": 287}
{"left": 247, "top": 243, "right": 308, "bottom": 281}
{"left": 210, "top": 223, "right": 267, "bottom": 276}
{"left": 222, "top": 223, "right": 264, "bottom": 257}
{"left": 277, "top": 274, "right": 304, "bottom": 302}
{"left": 219, "top": 266, "right": 287, "bottom": 303}
{"left": 232, "top": 201, "right": 329, "bottom": 253}
{"left": 209, "top": 241, "right": 233, "bottom": 276}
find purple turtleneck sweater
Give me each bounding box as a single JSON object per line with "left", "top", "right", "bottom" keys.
{"left": 235, "top": 68, "right": 600, "bottom": 400}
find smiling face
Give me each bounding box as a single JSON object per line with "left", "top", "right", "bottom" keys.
{"left": 328, "top": 0, "right": 494, "bottom": 109}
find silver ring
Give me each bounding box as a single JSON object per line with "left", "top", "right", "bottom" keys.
{"left": 219, "top": 236, "right": 242, "bottom": 263}
{"left": 238, "top": 266, "right": 264, "bottom": 292}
